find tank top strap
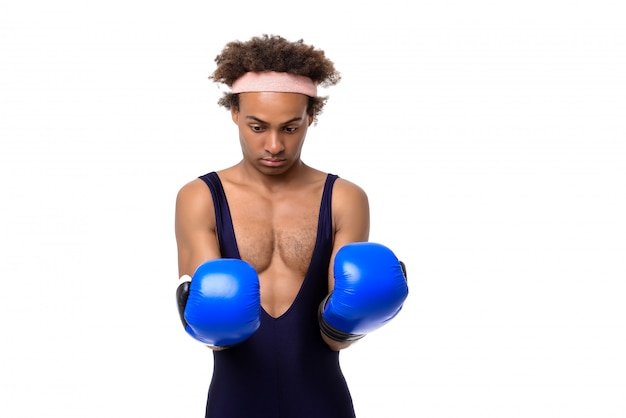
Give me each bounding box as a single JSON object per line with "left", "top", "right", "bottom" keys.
{"left": 198, "top": 172, "right": 240, "bottom": 259}
{"left": 316, "top": 173, "right": 339, "bottom": 252}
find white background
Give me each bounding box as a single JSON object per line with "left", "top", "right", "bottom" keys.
{"left": 1, "top": 1, "right": 625, "bottom": 417}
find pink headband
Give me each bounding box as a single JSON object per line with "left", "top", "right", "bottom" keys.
{"left": 231, "top": 71, "right": 317, "bottom": 97}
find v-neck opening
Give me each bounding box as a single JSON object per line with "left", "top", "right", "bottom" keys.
{"left": 209, "top": 173, "right": 335, "bottom": 321}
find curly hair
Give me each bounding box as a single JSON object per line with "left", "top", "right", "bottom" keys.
{"left": 209, "top": 34, "right": 341, "bottom": 122}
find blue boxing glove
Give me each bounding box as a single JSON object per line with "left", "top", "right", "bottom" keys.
{"left": 176, "top": 258, "right": 261, "bottom": 347}
{"left": 319, "top": 242, "right": 409, "bottom": 342}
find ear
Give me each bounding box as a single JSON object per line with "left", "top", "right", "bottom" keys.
{"left": 308, "top": 112, "right": 316, "bottom": 126}
{"left": 231, "top": 108, "right": 239, "bottom": 125}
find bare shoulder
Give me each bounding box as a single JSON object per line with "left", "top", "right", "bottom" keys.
{"left": 175, "top": 178, "right": 215, "bottom": 224}
{"left": 175, "top": 177, "right": 219, "bottom": 276}
{"left": 332, "top": 177, "right": 369, "bottom": 209}
{"left": 332, "top": 177, "right": 370, "bottom": 241}
{"left": 177, "top": 177, "right": 211, "bottom": 202}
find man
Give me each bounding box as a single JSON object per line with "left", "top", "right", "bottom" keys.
{"left": 175, "top": 34, "right": 408, "bottom": 418}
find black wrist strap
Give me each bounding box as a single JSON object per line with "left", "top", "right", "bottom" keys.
{"left": 176, "top": 281, "right": 190, "bottom": 329}
{"left": 317, "top": 294, "right": 366, "bottom": 343}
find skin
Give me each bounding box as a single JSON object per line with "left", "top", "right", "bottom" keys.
{"left": 175, "top": 91, "right": 370, "bottom": 351}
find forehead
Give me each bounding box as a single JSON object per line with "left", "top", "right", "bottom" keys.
{"left": 238, "top": 92, "right": 309, "bottom": 119}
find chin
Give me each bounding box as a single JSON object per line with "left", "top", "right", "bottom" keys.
{"left": 258, "top": 164, "right": 292, "bottom": 176}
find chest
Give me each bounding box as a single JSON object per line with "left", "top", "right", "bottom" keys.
{"left": 227, "top": 189, "right": 322, "bottom": 275}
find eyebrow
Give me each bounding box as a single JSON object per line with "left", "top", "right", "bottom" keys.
{"left": 245, "top": 116, "right": 303, "bottom": 125}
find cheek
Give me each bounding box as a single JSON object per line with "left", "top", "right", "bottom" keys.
{"left": 239, "top": 131, "right": 261, "bottom": 153}
{"left": 288, "top": 136, "right": 307, "bottom": 155}
{"left": 239, "top": 135, "right": 251, "bottom": 151}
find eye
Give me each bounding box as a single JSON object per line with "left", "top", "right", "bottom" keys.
{"left": 284, "top": 126, "right": 298, "bottom": 133}
{"left": 250, "top": 125, "right": 265, "bottom": 132}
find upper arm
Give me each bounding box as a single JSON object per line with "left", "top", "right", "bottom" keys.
{"left": 328, "top": 178, "right": 370, "bottom": 290}
{"left": 175, "top": 178, "right": 222, "bottom": 278}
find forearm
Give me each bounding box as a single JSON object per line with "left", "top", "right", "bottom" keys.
{"left": 320, "top": 332, "right": 355, "bottom": 351}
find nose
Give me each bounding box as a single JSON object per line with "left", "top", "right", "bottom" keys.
{"left": 264, "top": 130, "right": 285, "bottom": 155}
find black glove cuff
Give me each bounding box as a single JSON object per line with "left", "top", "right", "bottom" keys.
{"left": 176, "top": 281, "right": 190, "bottom": 329}
{"left": 317, "top": 294, "right": 366, "bottom": 343}
{"left": 399, "top": 260, "right": 407, "bottom": 279}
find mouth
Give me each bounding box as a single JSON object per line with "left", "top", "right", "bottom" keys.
{"left": 261, "top": 158, "right": 286, "bottom": 167}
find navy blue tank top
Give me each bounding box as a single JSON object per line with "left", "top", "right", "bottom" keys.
{"left": 199, "top": 172, "right": 356, "bottom": 418}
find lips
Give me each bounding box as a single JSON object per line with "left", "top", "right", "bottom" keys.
{"left": 261, "top": 158, "right": 286, "bottom": 167}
